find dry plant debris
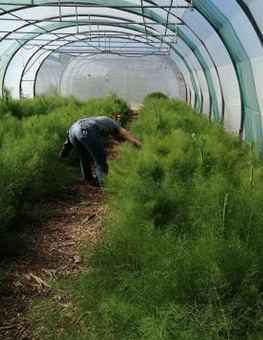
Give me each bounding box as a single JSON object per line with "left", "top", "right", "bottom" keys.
{"left": 0, "top": 179, "right": 105, "bottom": 340}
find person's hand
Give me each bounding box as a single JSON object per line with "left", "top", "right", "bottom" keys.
{"left": 134, "top": 140, "right": 142, "bottom": 149}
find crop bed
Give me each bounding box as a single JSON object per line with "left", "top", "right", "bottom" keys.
{"left": 0, "top": 92, "right": 130, "bottom": 255}
{"left": 32, "top": 97, "right": 263, "bottom": 339}
{"left": 1, "top": 94, "right": 263, "bottom": 339}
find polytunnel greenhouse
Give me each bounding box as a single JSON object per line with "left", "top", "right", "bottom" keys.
{"left": 1, "top": 0, "right": 263, "bottom": 144}
{"left": 1, "top": 1, "right": 263, "bottom": 339}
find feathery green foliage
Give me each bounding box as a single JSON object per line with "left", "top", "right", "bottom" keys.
{"left": 33, "top": 98, "right": 263, "bottom": 339}
{"left": 0, "top": 93, "right": 130, "bottom": 255}
{"left": 144, "top": 92, "right": 169, "bottom": 101}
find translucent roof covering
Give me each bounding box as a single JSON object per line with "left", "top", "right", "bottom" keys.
{"left": 35, "top": 53, "right": 185, "bottom": 105}
{"left": 0, "top": 1, "right": 263, "bottom": 147}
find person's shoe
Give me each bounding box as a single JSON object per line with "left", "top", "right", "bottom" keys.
{"left": 86, "top": 177, "right": 100, "bottom": 187}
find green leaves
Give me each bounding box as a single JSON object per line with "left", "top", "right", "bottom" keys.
{"left": 30, "top": 96, "right": 263, "bottom": 339}
{"left": 76, "top": 98, "right": 263, "bottom": 339}
{"left": 0, "top": 93, "right": 130, "bottom": 255}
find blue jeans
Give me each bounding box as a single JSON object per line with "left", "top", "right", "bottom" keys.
{"left": 68, "top": 120, "right": 108, "bottom": 186}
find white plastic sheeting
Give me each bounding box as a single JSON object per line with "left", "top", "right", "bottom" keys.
{"left": 36, "top": 53, "right": 184, "bottom": 105}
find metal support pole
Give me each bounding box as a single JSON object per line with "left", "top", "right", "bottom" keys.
{"left": 58, "top": 0, "right": 62, "bottom": 21}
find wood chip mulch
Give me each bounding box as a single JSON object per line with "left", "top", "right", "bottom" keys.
{"left": 0, "top": 179, "right": 105, "bottom": 340}
{"left": 0, "top": 124, "right": 132, "bottom": 340}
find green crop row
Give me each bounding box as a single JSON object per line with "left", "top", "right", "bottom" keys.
{"left": 0, "top": 89, "right": 131, "bottom": 124}
{"left": 0, "top": 93, "right": 131, "bottom": 255}
{"left": 34, "top": 98, "right": 263, "bottom": 339}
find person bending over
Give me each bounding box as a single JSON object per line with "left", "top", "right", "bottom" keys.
{"left": 59, "top": 116, "right": 142, "bottom": 186}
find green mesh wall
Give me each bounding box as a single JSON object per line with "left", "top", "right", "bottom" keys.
{"left": 144, "top": 7, "right": 219, "bottom": 116}
{"left": 170, "top": 47, "right": 202, "bottom": 112}
{"left": 195, "top": 0, "right": 263, "bottom": 148}
{"left": 178, "top": 29, "right": 219, "bottom": 120}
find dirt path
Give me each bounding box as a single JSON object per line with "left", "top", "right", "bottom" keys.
{"left": 0, "top": 169, "right": 111, "bottom": 339}
{"left": 0, "top": 110, "right": 139, "bottom": 340}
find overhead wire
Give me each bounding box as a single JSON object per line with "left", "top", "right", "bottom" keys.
{"left": 140, "top": 0, "right": 148, "bottom": 43}
{"left": 0, "top": 2, "right": 172, "bottom": 57}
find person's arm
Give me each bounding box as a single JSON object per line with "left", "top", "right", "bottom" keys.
{"left": 118, "top": 128, "right": 142, "bottom": 149}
